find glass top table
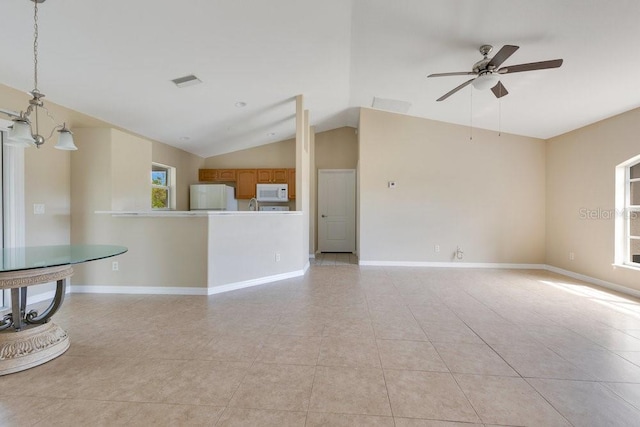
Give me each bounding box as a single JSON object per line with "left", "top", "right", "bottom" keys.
{"left": 0, "top": 244, "right": 127, "bottom": 272}
{"left": 0, "top": 244, "right": 127, "bottom": 376}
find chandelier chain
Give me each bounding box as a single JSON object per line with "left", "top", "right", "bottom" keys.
{"left": 33, "top": 0, "right": 39, "bottom": 91}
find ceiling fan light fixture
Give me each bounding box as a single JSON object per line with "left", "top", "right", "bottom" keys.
{"left": 472, "top": 73, "right": 500, "bottom": 90}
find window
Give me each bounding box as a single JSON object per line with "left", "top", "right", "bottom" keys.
{"left": 615, "top": 156, "right": 640, "bottom": 268}
{"left": 151, "top": 163, "right": 176, "bottom": 210}
{"left": 628, "top": 162, "right": 640, "bottom": 265}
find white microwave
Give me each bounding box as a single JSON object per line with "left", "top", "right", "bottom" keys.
{"left": 256, "top": 183, "right": 288, "bottom": 202}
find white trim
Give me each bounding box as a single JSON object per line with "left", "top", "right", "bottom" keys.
{"left": 59, "top": 262, "right": 640, "bottom": 301}
{"left": 69, "top": 268, "right": 308, "bottom": 297}
{"left": 26, "top": 286, "right": 72, "bottom": 306}
{"left": 3, "top": 145, "right": 25, "bottom": 249}
{"left": 612, "top": 263, "right": 640, "bottom": 273}
{"left": 358, "top": 260, "right": 546, "bottom": 269}
{"left": 207, "top": 268, "right": 306, "bottom": 295}
{"left": 96, "top": 210, "right": 303, "bottom": 217}
{"left": 70, "top": 285, "right": 209, "bottom": 296}
{"left": 358, "top": 260, "right": 640, "bottom": 298}
{"left": 545, "top": 265, "right": 640, "bottom": 299}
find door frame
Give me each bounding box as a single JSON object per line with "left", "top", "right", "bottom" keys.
{"left": 317, "top": 168, "right": 357, "bottom": 254}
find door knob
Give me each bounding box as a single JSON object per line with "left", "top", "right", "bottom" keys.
{"left": 321, "top": 214, "right": 327, "bottom": 218}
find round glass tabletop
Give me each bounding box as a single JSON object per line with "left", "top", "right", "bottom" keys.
{"left": 0, "top": 245, "right": 128, "bottom": 272}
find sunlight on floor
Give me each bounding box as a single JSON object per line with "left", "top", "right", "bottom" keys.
{"left": 540, "top": 279, "right": 640, "bottom": 319}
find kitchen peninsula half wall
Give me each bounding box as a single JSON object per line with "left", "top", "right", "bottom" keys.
{"left": 70, "top": 127, "right": 307, "bottom": 295}
{"left": 72, "top": 211, "right": 306, "bottom": 295}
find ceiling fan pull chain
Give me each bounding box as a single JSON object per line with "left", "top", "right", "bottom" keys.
{"left": 469, "top": 88, "right": 473, "bottom": 141}
{"left": 498, "top": 91, "right": 502, "bottom": 137}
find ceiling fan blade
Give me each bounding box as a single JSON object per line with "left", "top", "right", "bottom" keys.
{"left": 491, "top": 81, "right": 508, "bottom": 98}
{"left": 436, "top": 78, "right": 475, "bottom": 102}
{"left": 488, "top": 45, "right": 519, "bottom": 69}
{"left": 498, "top": 59, "right": 563, "bottom": 74}
{"left": 428, "top": 71, "right": 476, "bottom": 78}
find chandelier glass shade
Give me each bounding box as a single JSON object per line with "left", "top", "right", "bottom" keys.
{"left": 1, "top": 0, "right": 77, "bottom": 151}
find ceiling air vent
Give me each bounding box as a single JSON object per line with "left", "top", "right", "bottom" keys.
{"left": 371, "top": 97, "right": 411, "bottom": 114}
{"left": 171, "top": 74, "right": 202, "bottom": 88}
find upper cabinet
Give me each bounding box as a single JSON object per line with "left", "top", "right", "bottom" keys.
{"left": 236, "top": 169, "right": 257, "bottom": 199}
{"left": 287, "top": 168, "right": 296, "bottom": 200}
{"left": 199, "top": 169, "right": 236, "bottom": 182}
{"left": 198, "top": 168, "right": 294, "bottom": 199}
{"left": 257, "top": 168, "right": 287, "bottom": 183}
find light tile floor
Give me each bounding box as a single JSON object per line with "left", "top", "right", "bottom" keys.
{"left": 312, "top": 252, "right": 358, "bottom": 266}
{"left": 2, "top": 266, "right": 640, "bottom": 426}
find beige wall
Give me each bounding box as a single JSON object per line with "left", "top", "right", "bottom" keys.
{"left": 203, "top": 126, "right": 357, "bottom": 171}
{"left": 0, "top": 83, "right": 105, "bottom": 247}
{"left": 0, "top": 82, "right": 204, "bottom": 250}
{"left": 208, "top": 214, "right": 304, "bottom": 287}
{"left": 203, "top": 126, "right": 357, "bottom": 249}
{"left": 546, "top": 107, "right": 640, "bottom": 292}
{"left": 111, "top": 129, "right": 152, "bottom": 211}
{"left": 315, "top": 127, "right": 358, "bottom": 170}
{"left": 313, "top": 126, "right": 358, "bottom": 253}
{"left": 359, "top": 108, "right": 546, "bottom": 264}
{"left": 153, "top": 141, "right": 205, "bottom": 211}
{"left": 70, "top": 127, "right": 209, "bottom": 287}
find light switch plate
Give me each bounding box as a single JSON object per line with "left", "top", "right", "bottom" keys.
{"left": 388, "top": 181, "right": 396, "bottom": 188}
{"left": 33, "top": 204, "right": 45, "bottom": 215}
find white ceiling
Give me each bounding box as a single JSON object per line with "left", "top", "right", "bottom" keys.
{"left": 1, "top": 0, "right": 639, "bottom": 158}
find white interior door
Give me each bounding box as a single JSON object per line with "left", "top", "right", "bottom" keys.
{"left": 318, "top": 169, "right": 356, "bottom": 253}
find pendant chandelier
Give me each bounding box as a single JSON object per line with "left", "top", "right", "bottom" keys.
{"left": 0, "top": 0, "right": 76, "bottom": 150}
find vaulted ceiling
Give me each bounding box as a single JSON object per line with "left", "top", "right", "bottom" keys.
{"left": 1, "top": 0, "right": 639, "bottom": 157}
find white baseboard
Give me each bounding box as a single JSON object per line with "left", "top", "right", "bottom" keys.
{"left": 25, "top": 287, "right": 72, "bottom": 306}
{"left": 544, "top": 265, "right": 640, "bottom": 299}
{"left": 63, "top": 262, "right": 640, "bottom": 301}
{"left": 207, "top": 269, "right": 306, "bottom": 295}
{"left": 358, "top": 260, "right": 640, "bottom": 299}
{"left": 69, "top": 269, "right": 307, "bottom": 297}
{"left": 359, "top": 260, "right": 547, "bottom": 269}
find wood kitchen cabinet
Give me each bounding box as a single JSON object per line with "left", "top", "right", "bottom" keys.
{"left": 288, "top": 168, "right": 296, "bottom": 200}
{"left": 236, "top": 169, "right": 257, "bottom": 199}
{"left": 257, "top": 168, "right": 287, "bottom": 183}
{"left": 198, "top": 169, "right": 236, "bottom": 182}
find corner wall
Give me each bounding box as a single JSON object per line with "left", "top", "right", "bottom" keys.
{"left": 358, "top": 108, "right": 546, "bottom": 264}
{"left": 546, "top": 107, "right": 640, "bottom": 293}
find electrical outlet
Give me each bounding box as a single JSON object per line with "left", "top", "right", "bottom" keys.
{"left": 434, "top": 244, "right": 440, "bottom": 253}
{"left": 112, "top": 261, "right": 119, "bottom": 271}
{"left": 569, "top": 252, "right": 575, "bottom": 261}
{"left": 275, "top": 252, "right": 281, "bottom": 262}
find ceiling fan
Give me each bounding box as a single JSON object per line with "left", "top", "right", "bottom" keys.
{"left": 428, "top": 44, "right": 563, "bottom": 101}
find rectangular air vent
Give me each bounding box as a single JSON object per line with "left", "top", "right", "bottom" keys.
{"left": 171, "top": 74, "right": 202, "bottom": 88}
{"left": 372, "top": 97, "right": 411, "bottom": 114}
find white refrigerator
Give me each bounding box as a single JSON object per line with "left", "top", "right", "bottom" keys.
{"left": 190, "top": 184, "right": 238, "bottom": 210}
